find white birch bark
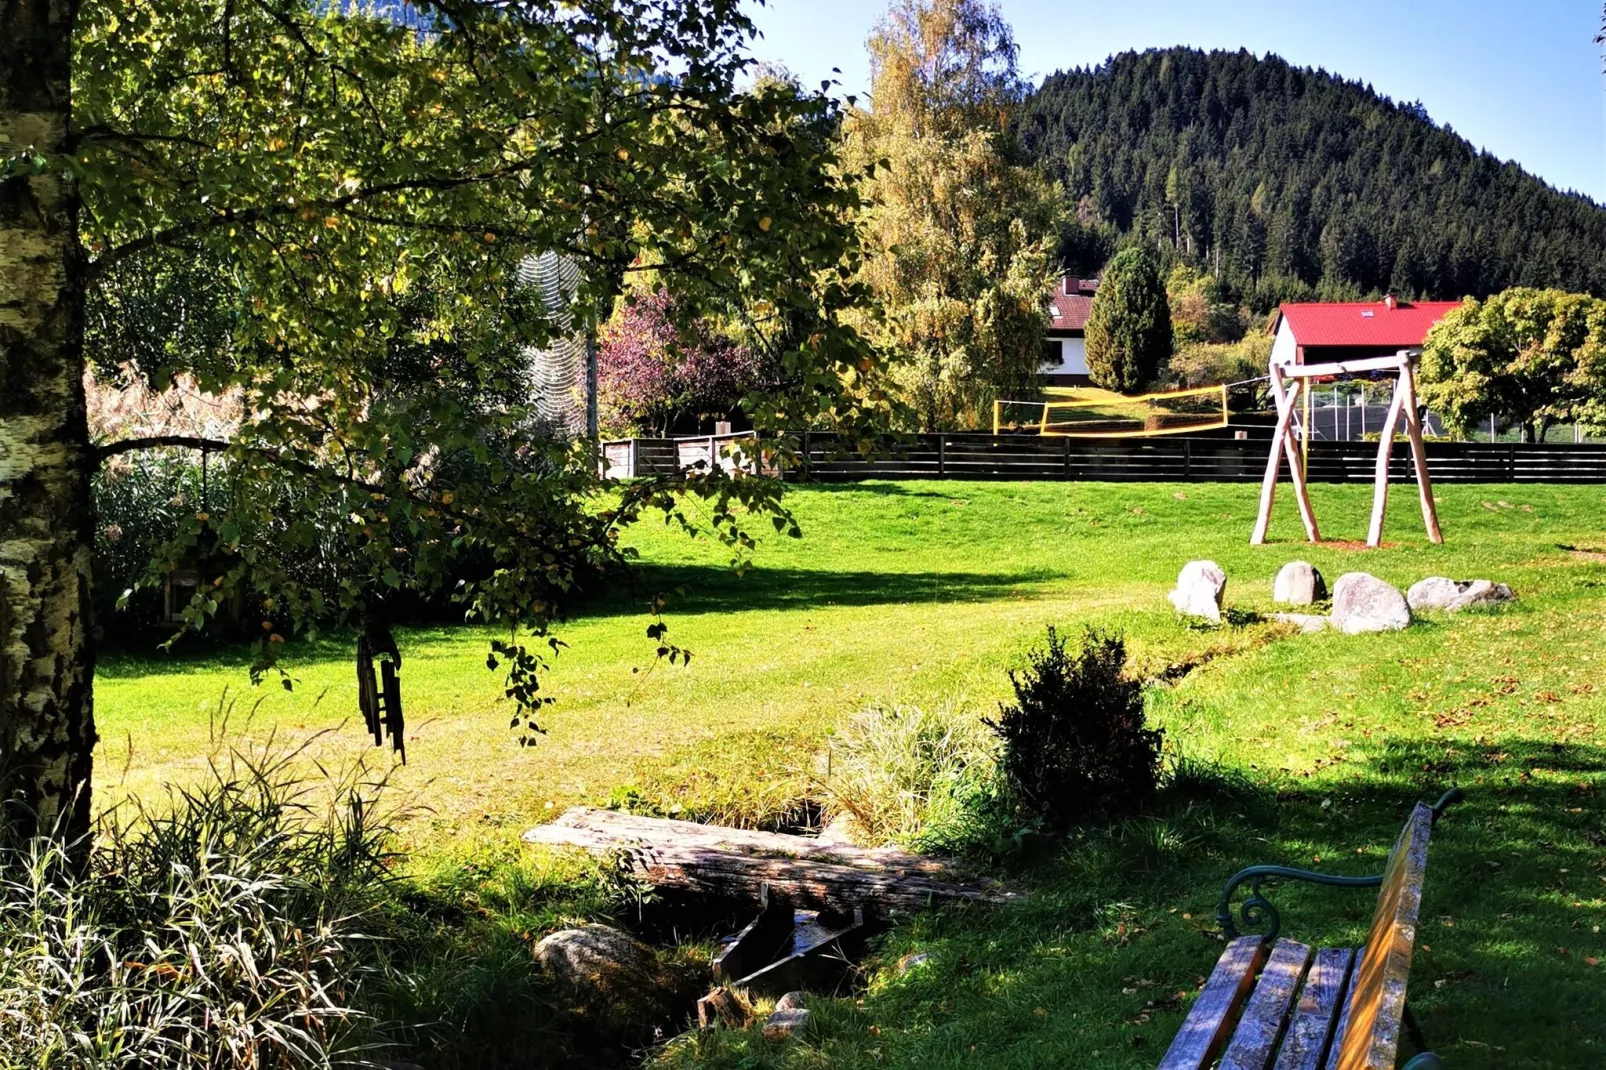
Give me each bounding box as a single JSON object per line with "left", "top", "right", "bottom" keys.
{"left": 0, "top": 0, "right": 96, "bottom": 840}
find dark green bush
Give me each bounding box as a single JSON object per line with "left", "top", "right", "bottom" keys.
{"left": 987, "top": 627, "right": 1163, "bottom": 829}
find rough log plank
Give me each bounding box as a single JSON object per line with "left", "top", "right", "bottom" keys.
{"left": 524, "top": 810, "right": 1016, "bottom": 914}
{"left": 1274, "top": 947, "right": 1355, "bottom": 1070}
{"left": 1158, "top": 936, "right": 1270, "bottom": 1070}
{"left": 530, "top": 807, "right": 955, "bottom": 875}
{"left": 1220, "top": 939, "right": 1314, "bottom": 1070}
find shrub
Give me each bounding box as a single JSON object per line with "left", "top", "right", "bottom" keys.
{"left": 818, "top": 700, "right": 1002, "bottom": 854}
{"left": 0, "top": 745, "right": 393, "bottom": 1069}
{"left": 987, "top": 627, "right": 1163, "bottom": 828}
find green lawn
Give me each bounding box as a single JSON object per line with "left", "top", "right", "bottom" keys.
{"left": 96, "top": 480, "right": 1606, "bottom": 1068}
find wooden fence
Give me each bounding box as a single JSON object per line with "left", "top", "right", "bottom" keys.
{"left": 602, "top": 433, "right": 1606, "bottom": 484}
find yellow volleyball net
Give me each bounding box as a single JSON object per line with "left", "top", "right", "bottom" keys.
{"left": 992, "top": 384, "right": 1230, "bottom": 438}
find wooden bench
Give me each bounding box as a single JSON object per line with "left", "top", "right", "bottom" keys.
{"left": 1158, "top": 790, "right": 1461, "bottom": 1070}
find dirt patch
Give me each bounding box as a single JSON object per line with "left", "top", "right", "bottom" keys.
{"left": 1560, "top": 544, "right": 1606, "bottom": 563}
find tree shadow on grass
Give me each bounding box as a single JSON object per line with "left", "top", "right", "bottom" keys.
{"left": 609, "top": 563, "right": 1063, "bottom": 616}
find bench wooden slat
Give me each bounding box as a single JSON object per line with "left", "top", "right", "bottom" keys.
{"left": 1332, "top": 803, "right": 1434, "bottom": 1070}
{"left": 1275, "top": 947, "right": 1355, "bottom": 1070}
{"left": 1220, "top": 939, "right": 1314, "bottom": 1070}
{"left": 1321, "top": 972, "right": 1357, "bottom": 1070}
{"left": 1158, "top": 936, "right": 1269, "bottom": 1070}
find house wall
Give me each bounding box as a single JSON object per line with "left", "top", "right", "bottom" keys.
{"left": 1271, "top": 317, "right": 1298, "bottom": 366}
{"left": 1041, "top": 336, "right": 1088, "bottom": 376}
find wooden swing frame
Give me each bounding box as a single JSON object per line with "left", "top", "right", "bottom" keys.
{"left": 1250, "top": 350, "right": 1442, "bottom": 549}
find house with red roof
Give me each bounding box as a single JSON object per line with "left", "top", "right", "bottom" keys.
{"left": 1269, "top": 294, "right": 1464, "bottom": 367}
{"left": 1042, "top": 274, "right": 1099, "bottom": 385}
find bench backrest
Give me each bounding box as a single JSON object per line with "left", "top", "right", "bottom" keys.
{"left": 1331, "top": 801, "right": 1434, "bottom": 1070}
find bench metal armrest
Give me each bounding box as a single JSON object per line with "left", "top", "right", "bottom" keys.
{"left": 1215, "top": 790, "right": 1463, "bottom": 942}
{"left": 1214, "top": 865, "right": 1382, "bottom": 942}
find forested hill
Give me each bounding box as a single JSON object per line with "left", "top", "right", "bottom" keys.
{"left": 1017, "top": 47, "right": 1606, "bottom": 306}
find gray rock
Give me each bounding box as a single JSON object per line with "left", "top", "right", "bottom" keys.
{"left": 762, "top": 1007, "right": 811, "bottom": 1040}
{"left": 1168, "top": 560, "right": 1226, "bottom": 623}
{"left": 774, "top": 991, "right": 808, "bottom": 1011}
{"left": 1330, "top": 573, "right": 1412, "bottom": 634}
{"left": 534, "top": 924, "right": 668, "bottom": 1026}
{"left": 1273, "top": 561, "right": 1326, "bottom": 606}
{"left": 1406, "top": 577, "right": 1516, "bottom": 613}
{"left": 897, "top": 951, "right": 933, "bottom": 975}
{"left": 1272, "top": 612, "right": 1331, "bottom": 633}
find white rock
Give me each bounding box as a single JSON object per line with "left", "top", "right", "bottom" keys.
{"left": 1330, "top": 573, "right": 1412, "bottom": 634}
{"left": 1272, "top": 612, "right": 1331, "bottom": 633}
{"left": 1273, "top": 561, "right": 1326, "bottom": 606}
{"left": 1168, "top": 560, "right": 1226, "bottom": 622}
{"left": 1406, "top": 577, "right": 1516, "bottom": 613}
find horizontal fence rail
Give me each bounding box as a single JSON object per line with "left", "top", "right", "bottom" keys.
{"left": 602, "top": 433, "right": 1606, "bottom": 484}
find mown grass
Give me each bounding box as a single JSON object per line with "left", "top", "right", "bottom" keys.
{"left": 95, "top": 479, "right": 1606, "bottom": 1068}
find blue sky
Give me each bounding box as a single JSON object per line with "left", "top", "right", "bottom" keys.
{"left": 745, "top": 0, "right": 1606, "bottom": 203}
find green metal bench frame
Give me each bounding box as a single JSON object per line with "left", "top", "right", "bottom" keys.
{"left": 1196, "top": 789, "right": 1462, "bottom": 1070}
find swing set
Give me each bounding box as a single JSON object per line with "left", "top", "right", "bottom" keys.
{"left": 1250, "top": 349, "right": 1442, "bottom": 549}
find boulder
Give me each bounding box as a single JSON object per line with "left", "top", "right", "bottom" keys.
{"left": 774, "top": 991, "right": 808, "bottom": 1011}
{"left": 1168, "top": 560, "right": 1226, "bottom": 623}
{"left": 1407, "top": 577, "right": 1516, "bottom": 613}
{"left": 535, "top": 924, "right": 670, "bottom": 1028}
{"left": 1330, "top": 573, "right": 1412, "bottom": 634}
{"left": 1273, "top": 561, "right": 1326, "bottom": 606}
{"left": 762, "top": 1007, "right": 811, "bottom": 1040}
{"left": 1272, "top": 612, "right": 1331, "bottom": 634}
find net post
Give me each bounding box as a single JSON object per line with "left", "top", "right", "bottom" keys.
{"left": 992, "top": 399, "right": 1000, "bottom": 436}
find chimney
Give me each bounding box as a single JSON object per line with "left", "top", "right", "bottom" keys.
{"left": 1383, "top": 293, "right": 1398, "bottom": 311}
{"left": 1062, "top": 275, "right": 1079, "bottom": 296}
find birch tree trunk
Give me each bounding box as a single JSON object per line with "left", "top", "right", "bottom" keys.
{"left": 0, "top": 0, "right": 96, "bottom": 842}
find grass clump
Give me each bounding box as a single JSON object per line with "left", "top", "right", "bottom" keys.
{"left": 818, "top": 699, "right": 1002, "bottom": 854}
{"left": 988, "top": 627, "right": 1163, "bottom": 829}
{"left": 0, "top": 742, "right": 392, "bottom": 1069}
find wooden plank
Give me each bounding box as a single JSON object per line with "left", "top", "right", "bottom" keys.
{"left": 712, "top": 893, "right": 795, "bottom": 985}
{"left": 728, "top": 908, "right": 868, "bottom": 999}
{"left": 1280, "top": 381, "right": 1321, "bottom": 542}
{"left": 1280, "top": 354, "right": 1414, "bottom": 379}
{"left": 1158, "top": 936, "right": 1270, "bottom": 1070}
{"left": 1399, "top": 370, "right": 1442, "bottom": 543}
{"left": 1252, "top": 366, "right": 1297, "bottom": 545}
{"left": 524, "top": 810, "right": 1016, "bottom": 915}
{"left": 1322, "top": 971, "right": 1358, "bottom": 1070}
{"left": 1220, "top": 939, "right": 1314, "bottom": 1070}
{"left": 1332, "top": 803, "right": 1434, "bottom": 1070}
{"left": 1365, "top": 375, "right": 1409, "bottom": 547}
{"left": 1275, "top": 948, "right": 1355, "bottom": 1070}
{"left": 527, "top": 806, "right": 956, "bottom": 875}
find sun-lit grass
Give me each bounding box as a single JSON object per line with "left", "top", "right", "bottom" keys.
{"left": 97, "top": 479, "right": 1606, "bottom": 1068}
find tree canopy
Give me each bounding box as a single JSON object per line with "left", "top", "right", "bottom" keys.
{"left": 1, "top": 0, "right": 883, "bottom": 837}
{"left": 1017, "top": 48, "right": 1606, "bottom": 307}
{"left": 1419, "top": 289, "right": 1606, "bottom": 442}
{"left": 839, "top": 0, "right": 1061, "bottom": 431}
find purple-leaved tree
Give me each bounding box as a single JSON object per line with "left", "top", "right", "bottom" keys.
{"left": 598, "top": 290, "right": 763, "bottom": 436}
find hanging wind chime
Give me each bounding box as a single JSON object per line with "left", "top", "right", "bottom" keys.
{"left": 356, "top": 615, "right": 406, "bottom": 763}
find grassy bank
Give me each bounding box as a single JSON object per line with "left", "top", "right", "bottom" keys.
{"left": 96, "top": 480, "right": 1606, "bottom": 1067}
